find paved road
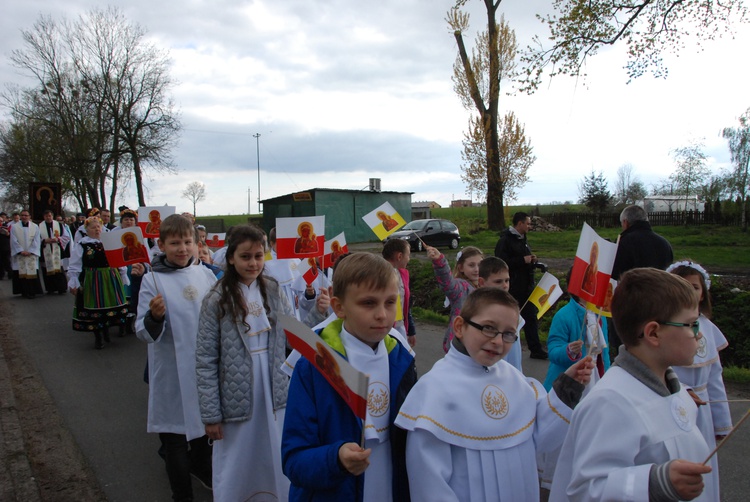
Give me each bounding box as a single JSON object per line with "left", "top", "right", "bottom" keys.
{"left": 2, "top": 278, "right": 749, "bottom": 500}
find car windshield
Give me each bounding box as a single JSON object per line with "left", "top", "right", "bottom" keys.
{"left": 402, "top": 220, "right": 428, "bottom": 231}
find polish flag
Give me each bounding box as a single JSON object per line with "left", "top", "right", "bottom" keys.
{"left": 275, "top": 216, "right": 325, "bottom": 259}
{"left": 100, "top": 227, "right": 151, "bottom": 268}
{"left": 137, "top": 206, "right": 176, "bottom": 238}
{"left": 362, "top": 202, "right": 406, "bottom": 241}
{"left": 586, "top": 278, "right": 618, "bottom": 318}
{"left": 299, "top": 257, "right": 320, "bottom": 286}
{"left": 206, "top": 233, "right": 225, "bottom": 249}
{"left": 568, "top": 223, "right": 618, "bottom": 308}
{"left": 323, "top": 232, "right": 348, "bottom": 269}
{"left": 280, "top": 315, "right": 369, "bottom": 419}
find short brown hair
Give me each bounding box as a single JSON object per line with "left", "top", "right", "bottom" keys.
{"left": 382, "top": 239, "right": 409, "bottom": 260}
{"left": 460, "top": 287, "right": 519, "bottom": 321}
{"left": 160, "top": 214, "right": 194, "bottom": 241}
{"left": 611, "top": 268, "right": 698, "bottom": 347}
{"left": 478, "top": 256, "right": 508, "bottom": 279}
{"left": 332, "top": 252, "right": 397, "bottom": 300}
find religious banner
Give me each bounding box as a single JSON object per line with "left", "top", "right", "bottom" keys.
{"left": 298, "top": 257, "right": 320, "bottom": 286}
{"left": 585, "top": 278, "right": 617, "bottom": 318}
{"left": 29, "top": 182, "right": 62, "bottom": 222}
{"left": 280, "top": 315, "right": 369, "bottom": 419}
{"left": 275, "top": 216, "right": 325, "bottom": 259}
{"left": 206, "top": 233, "right": 226, "bottom": 249}
{"left": 527, "top": 272, "right": 564, "bottom": 319}
{"left": 137, "top": 206, "right": 176, "bottom": 238}
{"left": 323, "top": 232, "right": 348, "bottom": 269}
{"left": 568, "top": 223, "right": 618, "bottom": 307}
{"left": 100, "top": 227, "right": 151, "bottom": 268}
{"left": 362, "top": 202, "right": 406, "bottom": 240}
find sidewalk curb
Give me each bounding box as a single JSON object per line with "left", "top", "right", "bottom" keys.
{"left": 0, "top": 335, "right": 42, "bottom": 502}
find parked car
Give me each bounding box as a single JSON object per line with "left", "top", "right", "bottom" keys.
{"left": 385, "top": 218, "right": 460, "bottom": 251}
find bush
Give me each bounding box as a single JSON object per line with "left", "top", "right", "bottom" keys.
{"left": 711, "top": 280, "right": 750, "bottom": 368}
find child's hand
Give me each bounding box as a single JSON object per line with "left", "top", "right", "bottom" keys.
{"left": 564, "top": 355, "right": 594, "bottom": 385}
{"left": 338, "top": 442, "right": 371, "bottom": 476}
{"left": 316, "top": 288, "right": 330, "bottom": 314}
{"left": 408, "top": 335, "right": 417, "bottom": 348}
{"left": 205, "top": 423, "right": 223, "bottom": 441}
{"left": 149, "top": 294, "right": 166, "bottom": 321}
{"left": 567, "top": 340, "right": 583, "bottom": 356}
{"left": 669, "top": 459, "right": 711, "bottom": 500}
{"left": 686, "top": 389, "right": 706, "bottom": 407}
{"left": 425, "top": 245, "right": 440, "bottom": 261}
{"left": 131, "top": 263, "right": 145, "bottom": 276}
{"left": 69, "top": 287, "right": 78, "bottom": 296}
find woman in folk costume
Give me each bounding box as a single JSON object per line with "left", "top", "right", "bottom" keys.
{"left": 67, "top": 215, "right": 129, "bottom": 349}
{"left": 668, "top": 260, "right": 733, "bottom": 502}
{"left": 196, "top": 225, "right": 299, "bottom": 501}
{"left": 10, "top": 209, "right": 43, "bottom": 298}
{"left": 39, "top": 209, "right": 70, "bottom": 294}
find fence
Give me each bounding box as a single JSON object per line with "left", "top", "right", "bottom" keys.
{"left": 548, "top": 211, "right": 745, "bottom": 229}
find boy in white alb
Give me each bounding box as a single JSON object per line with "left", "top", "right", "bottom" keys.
{"left": 396, "top": 287, "right": 594, "bottom": 502}
{"left": 550, "top": 268, "right": 712, "bottom": 502}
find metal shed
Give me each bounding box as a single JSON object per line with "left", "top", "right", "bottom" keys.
{"left": 261, "top": 187, "right": 413, "bottom": 243}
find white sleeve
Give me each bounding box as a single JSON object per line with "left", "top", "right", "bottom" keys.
{"left": 533, "top": 378, "right": 573, "bottom": 454}
{"left": 406, "top": 429, "right": 460, "bottom": 502}
{"left": 30, "top": 227, "right": 42, "bottom": 256}
{"left": 67, "top": 243, "right": 84, "bottom": 289}
{"left": 707, "top": 360, "right": 733, "bottom": 435}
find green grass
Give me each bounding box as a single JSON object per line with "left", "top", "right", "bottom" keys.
{"left": 723, "top": 366, "right": 750, "bottom": 383}
{"left": 412, "top": 306, "right": 448, "bottom": 324}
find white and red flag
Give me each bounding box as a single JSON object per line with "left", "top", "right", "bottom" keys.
{"left": 137, "top": 206, "right": 176, "bottom": 238}
{"left": 275, "top": 216, "right": 325, "bottom": 259}
{"left": 100, "top": 227, "right": 151, "bottom": 268}
{"left": 568, "top": 223, "right": 618, "bottom": 308}
{"left": 362, "top": 202, "right": 406, "bottom": 240}
{"left": 323, "top": 232, "right": 348, "bottom": 269}
{"left": 279, "top": 315, "right": 369, "bottom": 419}
{"left": 298, "top": 257, "right": 321, "bottom": 286}
{"left": 206, "top": 233, "right": 226, "bottom": 249}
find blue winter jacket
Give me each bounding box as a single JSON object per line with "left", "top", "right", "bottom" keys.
{"left": 543, "top": 299, "right": 610, "bottom": 390}
{"left": 282, "top": 318, "right": 416, "bottom": 502}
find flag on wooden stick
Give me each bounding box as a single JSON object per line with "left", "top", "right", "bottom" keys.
{"left": 206, "top": 233, "right": 226, "bottom": 250}
{"left": 527, "top": 272, "right": 564, "bottom": 319}
{"left": 280, "top": 315, "right": 369, "bottom": 419}
{"left": 568, "top": 223, "right": 618, "bottom": 308}
{"left": 276, "top": 216, "right": 325, "bottom": 259}
{"left": 362, "top": 202, "right": 406, "bottom": 240}
{"left": 137, "top": 206, "right": 176, "bottom": 238}
{"left": 323, "top": 232, "right": 348, "bottom": 269}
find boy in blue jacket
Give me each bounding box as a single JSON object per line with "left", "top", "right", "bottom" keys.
{"left": 282, "top": 252, "right": 417, "bottom": 502}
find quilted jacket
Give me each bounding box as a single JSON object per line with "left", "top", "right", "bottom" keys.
{"left": 195, "top": 277, "right": 325, "bottom": 424}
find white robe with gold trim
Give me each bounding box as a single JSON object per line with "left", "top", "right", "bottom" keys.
{"left": 10, "top": 222, "right": 41, "bottom": 278}
{"left": 395, "top": 348, "right": 573, "bottom": 502}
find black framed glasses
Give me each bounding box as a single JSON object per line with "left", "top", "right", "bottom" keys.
{"left": 658, "top": 320, "right": 700, "bottom": 338}
{"left": 465, "top": 319, "right": 518, "bottom": 343}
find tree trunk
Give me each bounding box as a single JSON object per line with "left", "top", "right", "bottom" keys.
{"left": 132, "top": 148, "right": 146, "bottom": 207}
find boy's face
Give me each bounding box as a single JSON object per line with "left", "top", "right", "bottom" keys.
{"left": 479, "top": 270, "right": 510, "bottom": 291}
{"left": 158, "top": 232, "right": 194, "bottom": 267}
{"left": 454, "top": 303, "right": 518, "bottom": 367}
{"left": 655, "top": 306, "right": 702, "bottom": 367}
{"left": 198, "top": 245, "right": 212, "bottom": 263}
{"left": 332, "top": 279, "right": 399, "bottom": 348}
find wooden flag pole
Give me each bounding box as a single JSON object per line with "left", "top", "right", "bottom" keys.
{"left": 703, "top": 407, "right": 750, "bottom": 465}
{"left": 706, "top": 399, "right": 750, "bottom": 404}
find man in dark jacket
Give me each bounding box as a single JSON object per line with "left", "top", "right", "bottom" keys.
{"left": 608, "top": 204, "right": 673, "bottom": 361}
{"left": 612, "top": 205, "right": 673, "bottom": 280}
{"left": 494, "top": 212, "right": 547, "bottom": 359}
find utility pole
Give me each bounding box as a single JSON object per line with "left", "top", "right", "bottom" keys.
{"left": 253, "top": 133, "right": 261, "bottom": 213}
{"left": 247, "top": 187, "right": 252, "bottom": 215}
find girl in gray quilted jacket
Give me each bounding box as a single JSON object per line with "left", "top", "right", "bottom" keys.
{"left": 196, "top": 225, "right": 326, "bottom": 502}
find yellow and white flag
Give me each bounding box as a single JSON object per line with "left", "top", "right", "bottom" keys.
{"left": 527, "top": 272, "right": 563, "bottom": 319}
{"left": 362, "top": 202, "right": 406, "bottom": 240}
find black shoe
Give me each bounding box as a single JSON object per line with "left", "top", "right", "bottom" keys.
{"left": 190, "top": 471, "right": 212, "bottom": 491}
{"left": 103, "top": 330, "right": 111, "bottom": 344}
{"left": 94, "top": 333, "right": 104, "bottom": 350}
{"left": 530, "top": 350, "right": 548, "bottom": 360}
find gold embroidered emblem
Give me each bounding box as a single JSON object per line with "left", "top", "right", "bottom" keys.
{"left": 696, "top": 336, "right": 707, "bottom": 358}
{"left": 367, "top": 381, "right": 389, "bottom": 417}
{"left": 481, "top": 385, "right": 509, "bottom": 419}
{"left": 182, "top": 285, "right": 199, "bottom": 301}
{"left": 247, "top": 301, "right": 263, "bottom": 317}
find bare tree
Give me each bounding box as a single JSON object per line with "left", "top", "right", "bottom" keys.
{"left": 614, "top": 164, "right": 646, "bottom": 205}
{"left": 182, "top": 182, "right": 206, "bottom": 217}
{"left": 722, "top": 107, "right": 750, "bottom": 230}
{"left": 521, "top": 1, "right": 747, "bottom": 92}
{"left": 447, "top": 1, "right": 516, "bottom": 229}
{"left": 671, "top": 140, "right": 710, "bottom": 212}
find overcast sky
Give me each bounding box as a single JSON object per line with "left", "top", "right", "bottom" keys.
{"left": 2, "top": 0, "right": 749, "bottom": 216}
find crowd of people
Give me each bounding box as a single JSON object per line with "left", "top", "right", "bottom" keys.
{"left": 0, "top": 204, "right": 734, "bottom": 501}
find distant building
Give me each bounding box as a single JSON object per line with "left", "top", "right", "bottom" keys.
{"left": 412, "top": 200, "right": 441, "bottom": 220}
{"left": 451, "top": 199, "right": 472, "bottom": 208}
{"left": 642, "top": 195, "right": 704, "bottom": 212}
{"left": 261, "top": 187, "right": 413, "bottom": 243}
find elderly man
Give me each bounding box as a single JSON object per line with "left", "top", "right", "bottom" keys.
{"left": 612, "top": 205, "right": 673, "bottom": 280}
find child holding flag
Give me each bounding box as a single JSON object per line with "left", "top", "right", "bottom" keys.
{"left": 396, "top": 287, "right": 593, "bottom": 501}
{"left": 282, "top": 252, "right": 417, "bottom": 501}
